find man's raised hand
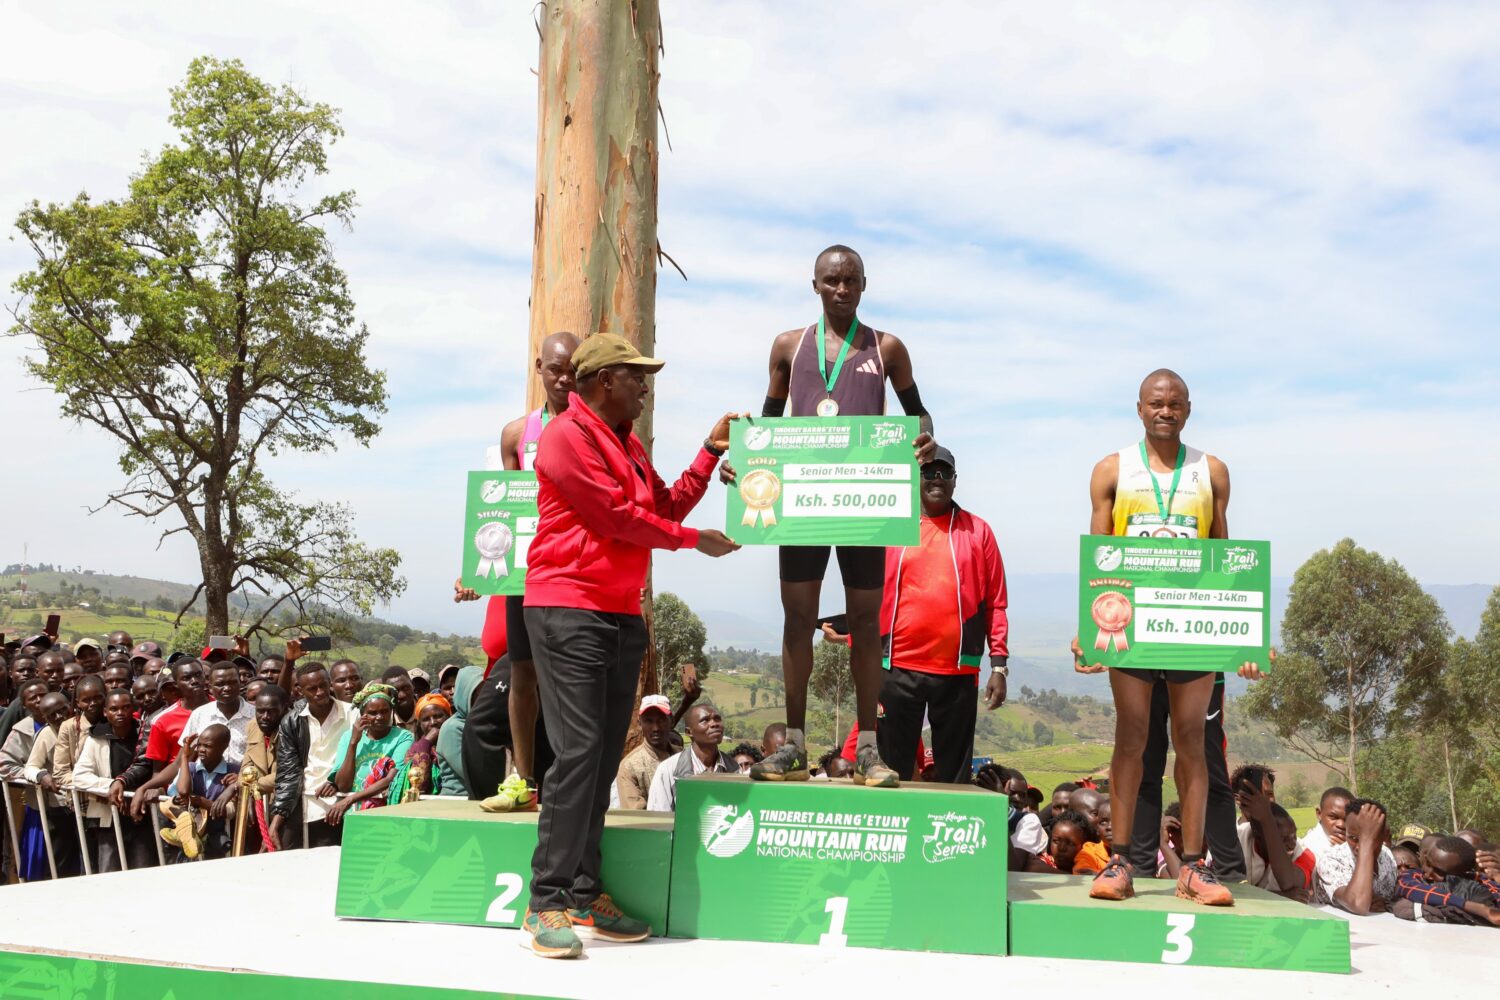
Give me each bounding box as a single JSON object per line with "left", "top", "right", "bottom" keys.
{"left": 695, "top": 530, "right": 741, "bottom": 557}
{"left": 707, "top": 412, "right": 748, "bottom": 454}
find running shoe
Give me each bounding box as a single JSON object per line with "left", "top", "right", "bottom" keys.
{"left": 851, "top": 745, "right": 899, "bottom": 788}
{"left": 567, "top": 892, "right": 650, "bottom": 942}
{"left": 1176, "top": 859, "right": 1235, "bottom": 906}
{"left": 481, "top": 774, "right": 537, "bottom": 813}
{"left": 748, "top": 742, "right": 809, "bottom": 781}
{"left": 1089, "top": 854, "right": 1135, "bottom": 900}
{"left": 523, "top": 908, "right": 582, "bottom": 958}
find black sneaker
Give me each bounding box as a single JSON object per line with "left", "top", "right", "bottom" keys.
{"left": 851, "top": 744, "right": 899, "bottom": 788}
{"left": 748, "top": 742, "right": 809, "bottom": 781}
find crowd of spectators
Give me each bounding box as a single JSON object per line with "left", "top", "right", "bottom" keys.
{"left": 5, "top": 624, "right": 1497, "bottom": 931}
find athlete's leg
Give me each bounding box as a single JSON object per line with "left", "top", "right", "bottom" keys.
{"left": 1128, "top": 679, "right": 1170, "bottom": 874}
{"left": 779, "top": 579, "right": 821, "bottom": 734}
{"left": 506, "top": 595, "right": 540, "bottom": 780}
{"left": 844, "top": 584, "right": 883, "bottom": 732}
{"left": 1164, "top": 674, "right": 1217, "bottom": 856}
{"left": 1105, "top": 669, "right": 1158, "bottom": 855}
{"left": 1202, "top": 679, "right": 1245, "bottom": 880}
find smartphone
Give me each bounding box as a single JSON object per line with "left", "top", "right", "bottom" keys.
{"left": 44, "top": 614, "right": 61, "bottom": 636}
{"left": 207, "top": 635, "right": 235, "bottom": 650}
{"left": 299, "top": 636, "right": 333, "bottom": 652}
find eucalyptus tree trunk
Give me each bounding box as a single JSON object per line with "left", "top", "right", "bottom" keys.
{"left": 526, "top": 0, "right": 665, "bottom": 708}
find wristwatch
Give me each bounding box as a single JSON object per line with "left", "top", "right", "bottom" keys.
{"left": 991, "top": 657, "right": 1009, "bottom": 677}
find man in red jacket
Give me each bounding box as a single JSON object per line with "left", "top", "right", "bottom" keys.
{"left": 876, "top": 446, "right": 1009, "bottom": 783}
{"left": 521, "top": 333, "right": 741, "bottom": 959}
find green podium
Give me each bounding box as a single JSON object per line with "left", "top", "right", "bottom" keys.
{"left": 668, "top": 774, "right": 1009, "bottom": 956}
{"left": 335, "top": 799, "right": 674, "bottom": 935}
{"left": 1007, "top": 873, "right": 1351, "bottom": 973}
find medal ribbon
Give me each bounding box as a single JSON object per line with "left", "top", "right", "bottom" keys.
{"left": 817, "top": 314, "right": 859, "bottom": 396}
{"left": 1139, "top": 440, "right": 1185, "bottom": 527}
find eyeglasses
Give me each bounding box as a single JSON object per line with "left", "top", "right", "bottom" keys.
{"left": 920, "top": 467, "right": 955, "bottom": 482}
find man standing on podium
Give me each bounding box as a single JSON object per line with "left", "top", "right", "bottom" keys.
{"left": 1072, "top": 369, "right": 1263, "bottom": 907}
{"left": 735, "top": 245, "right": 937, "bottom": 789}
{"left": 521, "top": 333, "right": 742, "bottom": 959}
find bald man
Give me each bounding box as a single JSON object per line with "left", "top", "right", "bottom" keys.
{"left": 456, "top": 331, "right": 579, "bottom": 806}
{"left": 1070, "top": 369, "right": 1262, "bottom": 907}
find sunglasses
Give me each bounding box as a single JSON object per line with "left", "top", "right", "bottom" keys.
{"left": 920, "top": 467, "right": 955, "bottom": 482}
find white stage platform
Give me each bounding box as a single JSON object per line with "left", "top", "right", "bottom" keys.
{"left": 0, "top": 848, "right": 1489, "bottom": 998}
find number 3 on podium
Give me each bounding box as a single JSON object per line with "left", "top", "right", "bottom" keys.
{"left": 819, "top": 896, "right": 849, "bottom": 947}
{"left": 1161, "top": 913, "right": 1195, "bottom": 964}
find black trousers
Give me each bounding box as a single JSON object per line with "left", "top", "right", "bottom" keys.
{"left": 1127, "top": 678, "right": 1245, "bottom": 880}
{"left": 875, "top": 667, "right": 977, "bottom": 784}
{"left": 526, "top": 607, "right": 646, "bottom": 912}
{"left": 462, "top": 655, "right": 555, "bottom": 801}
{"left": 88, "top": 820, "right": 157, "bottom": 872}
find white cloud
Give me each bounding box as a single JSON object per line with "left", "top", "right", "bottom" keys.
{"left": 2, "top": 1, "right": 1497, "bottom": 640}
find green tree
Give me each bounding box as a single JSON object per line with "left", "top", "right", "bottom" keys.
{"left": 1032, "top": 720, "right": 1054, "bottom": 746}
{"left": 9, "top": 57, "right": 403, "bottom": 639}
{"left": 416, "top": 646, "right": 471, "bottom": 674}
{"left": 171, "top": 618, "right": 206, "bottom": 658}
{"left": 810, "top": 639, "right": 855, "bottom": 745}
{"left": 654, "top": 592, "right": 711, "bottom": 705}
{"left": 1242, "top": 539, "right": 1448, "bottom": 791}
{"left": 376, "top": 633, "right": 399, "bottom": 666}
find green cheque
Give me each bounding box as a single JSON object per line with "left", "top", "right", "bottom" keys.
{"left": 1077, "top": 535, "right": 1271, "bottom": 672}
{"left": 726, "top": 416, "right": 920, "bottom": 547}
{"left": 460, "top": 471, "right": 539, "bottom": 596}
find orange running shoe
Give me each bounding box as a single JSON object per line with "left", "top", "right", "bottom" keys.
{"left": 1089, "top": 855, "right": 1135, "bottom": 900}
{"left": 1176, "top": 859, "right": 1235, "bottom": 906}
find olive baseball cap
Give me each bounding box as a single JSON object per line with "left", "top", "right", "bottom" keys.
{"left": 571, "top": 333, "right": 664, "bottom": 380}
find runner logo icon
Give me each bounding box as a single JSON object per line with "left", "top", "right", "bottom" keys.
{"left": 700, "top": 805, "right": 755, "bottom": 858}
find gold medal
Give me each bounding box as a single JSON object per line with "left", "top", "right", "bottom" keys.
{"left": 816, "top": 397, "right": 840, "bottom": 417}
{"left": 739, "top": 469, "right": 781, "bottom": 527}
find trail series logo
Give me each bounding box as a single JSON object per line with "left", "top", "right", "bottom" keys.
{"left": 921, "top": 811, "right": 988, "bottom": 863}
{"left": 1221, "top": 547, "right": 1259, "bottom": 574}
{"left": 869, "top": 421, "right": 907, "bottom": 449}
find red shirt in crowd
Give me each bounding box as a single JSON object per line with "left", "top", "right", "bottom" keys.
{"left": 144, "top": 702, "right": 191, "bottom": 764}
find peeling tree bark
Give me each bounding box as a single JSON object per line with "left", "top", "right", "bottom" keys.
{"left": 527, "top": 0, "right": 664, "bottom": 708}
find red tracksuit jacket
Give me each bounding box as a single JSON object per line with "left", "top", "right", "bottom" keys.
{"left": 525, "top": 393, "right": 717, "bottom": 615}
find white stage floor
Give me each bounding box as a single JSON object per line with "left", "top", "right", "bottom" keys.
{"left": 0, "top": 848, "right": 1488, "bottom": 998}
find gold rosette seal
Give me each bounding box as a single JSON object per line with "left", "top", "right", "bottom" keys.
{"left": 739, "top": 469, "right": 781, "bottom": 527}
{"left": 1091, "top": 591, "right": 1133, "bottom": 652}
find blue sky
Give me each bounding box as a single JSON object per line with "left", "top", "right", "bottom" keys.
{"left": 2, "top": 1, "right": 1498, "bottom": 639}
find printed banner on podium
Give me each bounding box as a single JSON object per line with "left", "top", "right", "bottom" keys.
{"left": 725, "top": 416, "right": 920, "bottom": 546}
{"left": 1077, "top": 535, "right": 1271, "bottom": 672}
{"left": 337, "top": 798, "right": 673, "bottom": 935}
{"left": 460, "top": 471, "right": 539, "bottom": 596}
{"left": 668, "top": 774, "right": 1007, "bottom": 956}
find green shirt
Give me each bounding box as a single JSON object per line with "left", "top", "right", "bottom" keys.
{"left": 334, "top": 724, "right": 414, "bottom": 789}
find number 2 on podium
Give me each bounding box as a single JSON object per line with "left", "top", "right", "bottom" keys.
{"left": 819, "top": 896, "right": 849, "bottom": 947}
{"left": 486, "top": 873, "right": 524, "bottom": 924}
{"left": 1161, "top": 913, "right": 1195, "bottom": 964}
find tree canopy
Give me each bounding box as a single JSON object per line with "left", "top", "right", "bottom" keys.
{"left": 9, "top": 57, "right": 402, "bottom": 637}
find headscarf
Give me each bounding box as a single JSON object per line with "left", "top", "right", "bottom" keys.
{"left": 414, "top": 692, "right": 453, "bottom": 719}
{"left": 435, "top": 666, "right": 483, "bottom": 797}
{"left": 352, "top": 681, "right": 396, "bottom": 710}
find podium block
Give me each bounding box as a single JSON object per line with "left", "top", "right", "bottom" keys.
{"left": 1008, "top": 873, "right": 1350, "bottom": 973}
{"left": 668, "top": 774, "right": 1008, "bottom": 955}
{"left": 336, "top": 798, "right": 674, "bottom": 935}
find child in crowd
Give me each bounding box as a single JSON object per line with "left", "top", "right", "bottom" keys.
{"left": 1157, "top": 800, "right": 1186, "bottom": 878}
{"left": 1304, "top": 786, "right": 1352, "bottom": 855}
{"left": 1049, "top": 812, "right": 1091, "bottom": 875}
{"left": 1395, "top": 835, "right": 1500, "bottom": 926}
{"left": 160, "top": 724, "right": 237, "bottom": 860}
{"left": 1064, "top": 788, "right": 1111, "bottom": 874}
